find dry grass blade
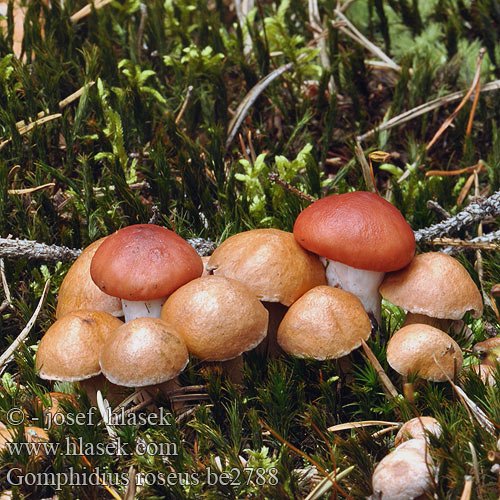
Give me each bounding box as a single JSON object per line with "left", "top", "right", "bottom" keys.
{"left": 225, "top": 62, "right": 294, "bottom": 148}
{"left": 8, "top": 183, "right": 55, "bottom": 195}
{"left": 468, "top": 442, "right": 484, "bottom": 500}
{"left": 332, "top": 10, "right": 401, "bottom": 72}
{"left": 327, "top": 420, "right": 399, "bottom": 432}
{"left": 426, "top": 162, "right": 486, "bottom": 177}
{"left": 425, "top": 48, "right": 486, "bottom": 153}
{"left": 268, "top": 172, "right": 316, "bottom": 202}
{"left": 124, "top": 466, "right": 137, "bottom": 500}
{"left": 0, "top": 279, "right": 49, "bottom": 372}
{"left": 357, "top": 79, "right": 500, "bottom": 143}
{"left": 354, "top": 143, "right": 377, "bottom": 194}
{"left": 0, "top": 114, "right": 62, "bottom": 151}
{"left": 70, "top": 0, "right": 114, "bottom": 23}
{"left": 96, "top": 390, "right": 117, "bottom": 439}
{"left": 432, "top": 238, "right": 500, "bottom": 251}
{"left": 304, "top": 466, "right": 355, "bottom": 500}
{"left": 59, "top": 82, "right": 95, "bottom": 109}
{"left": 459, "top": 475, "right": 473, "bottom": 500}
{"left": 360, "top": 339, "right": 399, "bottom": 398}
{"left": 0, "top": 258, "right": 11, "bottom": 308}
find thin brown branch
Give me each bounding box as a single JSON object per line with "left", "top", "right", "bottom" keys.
{"left": 360, "top": 340, "right": 399, "bottom": 399}
{"left": 268, "top": 173, "right": 317, "bottom": 203}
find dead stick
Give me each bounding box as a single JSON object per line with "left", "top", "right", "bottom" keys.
{"left": 268, "top": 173, "right": 316, "bottom": 203}
{"left": 360, "top": 339, "right": 399, "bottom": 399}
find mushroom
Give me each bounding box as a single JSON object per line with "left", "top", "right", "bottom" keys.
{"left": 0, "top": 426, "right": 49, "bottom": 464}
{"left": 472, "top": 337, "right": 500, "bottom": 366}
{"left": 386, "top": 324, "right": 463, "bottom": 382}
{"left": 394, "top": 416, "right": 442, "bottom": 447}
{"left": 277, "top": 286, "right": 372, "bottom": 360}
{"left": 293, "top": 191, "right": 415, "bottom": 322}
{"left": 372, "top": 439, "right": 435, "bottom": 500}
{"left": 206, "top": 228, "right": 326, "bottom": 355}
{"left": 99, "top": 317, "right": 189, "bottom": 399}
{"left": 56, "top": 237, "right": 123, "bottom": 319}
{"left": 379, "top": 252, "right": 483, "bottom": 331}
{"left": 34, "top": 392, "right": 78, "bottom": 426}
{"left": 90, "top": 224, "right": 203, "bottom": 322}
{"left": 35, "top": 310, "right": 126, "bottom": 404}
{"left": 161, "top": 276, "right": 268, "bottom": 382}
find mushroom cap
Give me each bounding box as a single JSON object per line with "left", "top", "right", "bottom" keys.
{"left": 90, "top": 224, "right": 203, "bottom": 301}
{"left": 293, "top": 192, "right": 415, "bottom": 272}
{"left": 161, "top": 276, "right": 269, "bottom": 361}
{"left": 56, "top": 238, "right": 123, "bottom": 319}
{"left": 36, "top": 310, "right": 123, "bottom": 382}
{"left": 372, "top": 439, "right": 434, "bottom": 500}
{"left": 277, "top": 286, "right": 372, "bottom": 360}
{"left": 207, "top": 229, "right": 326, "bottom": 306}
{"left": 379, "top": 252, "right": 483, "bottom": 320}
{"left": 387, "top": 324, "right": 463, "bottom": 382}
{"left": 394, "top": 416, "right": 442, "bottom": 447}
{"left": 0, "top": 426, "right": 49, "bottom": 462}
{"left": 99, "top": 318, "right": 189, "bottom": 387}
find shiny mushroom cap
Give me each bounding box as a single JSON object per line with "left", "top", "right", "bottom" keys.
{"left": 380, "top": 252, "right": 483, "bottom": 320}
{"left": 394, "top": 416, "right": 442, "bottom": 447}
{"left": 56, "top": 238, "right": 123, "bottom": 319}
{"left": 35, "top": 310, "right": 123, "bottom": 382}
{"left": 161, "top": 276, "right": 269, "bottom": 361}
{"left": 372, "top": 439, "right": 434, "bottom": 500}
{"left": 100, "top": 318, "right": 189, "bottom": 387}
{"left": 387, "top": 324, "right": 463, "bottom": 382}
{"left": 207, "top": 228, "right": 326, "bottom": 306}
{"left": 277, "top": 286, "right": 372, "bottom": 360}
{"left": 293, "top": 191, "right": 415, "bottom": 272}
{"left": 90, "top": 224, "right": 203, "bottom": 301}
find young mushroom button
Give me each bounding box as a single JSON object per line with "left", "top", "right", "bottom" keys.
{"left": 90, "top": 224, "right": 203, "bottom": 322}
{"left": 379, "top": 252, "right": 483, "bottom": 330}
{"left": 277, "top": 286, "right": 372, "bottom": 360}
{"left": 293, "top": 191, "right": 415, "bottom": 322}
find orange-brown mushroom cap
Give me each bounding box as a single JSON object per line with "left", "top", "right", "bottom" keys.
{"left": 387, "top": 324, "right": 463, "bottom": 382}
{"left": 35, "top": 310, "right": 123, "bottom": 382}
{"left": 380, "top": 252, "right": 483, "bottom": 319}
{"left": 100, "top": 318, "right": 189, "bottom": 387}
{"left": 293, "top": 191, "right": 415, "bottom": 272}
{"left": 90, "top": 224, "right": 203, "bottom": 301}
{"left": 207, "top": 229, "right": 326, "bottom": 306}
{"left": 277, "top": 286, "right": 372, "bottom": 359}
{"left": 161, "top": 276, "right": 269, "bottom": 361}
{"left": 56, "top": 238, "right": 122, "bottom": 319}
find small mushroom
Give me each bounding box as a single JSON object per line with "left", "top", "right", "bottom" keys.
{"left": 473, "top": 337, "right": 500, "bottom": 366}
{"left": 372, "top": 439, "right": 435, "bottom": 500}
{"left": 277, "top": 286, "right": 372, "bottom": 360}
{"left": 35, "top": 310, "right": 126, "bottom": 404}
{"left": 161, "top": 276, "right": 268, "bottom": 382}
{"left": 0, "top": 426, "right": 49, "bottom": 464}
{"left": 394, "top": 416, "right": 442, "bottom": 447}
{"left": 56, "top": 237, "right": 123, "bottom": 319}
{"left": 99, "top": 318, "right": 189, "bottom": 400}
{"left": 207, "top": 228, "right": 326, "bottom": 355}
{"left": 380, "top": 252, "right": 483, "bottom": 332}
{"left": 293, "top": 191, "right": 415, "bottom": 322}
{"left": 90, "top": 224, "right": 203, "bottom": 322}
{"left": 387, "top": 324, "right": 463, "bottom": 382}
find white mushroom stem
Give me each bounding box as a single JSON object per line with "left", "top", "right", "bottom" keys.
{"left": 321, "top": 258, "right": 384, "bottom": 322}
{"left": 121, "top": 298, "right": 166, "bottom": 322}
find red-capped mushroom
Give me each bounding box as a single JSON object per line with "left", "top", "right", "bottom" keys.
{"left": 90, "top": 224, "right": 203, "bottom": 322}
{"left": 293, "top": 191, "right": 415, "bottom": 321}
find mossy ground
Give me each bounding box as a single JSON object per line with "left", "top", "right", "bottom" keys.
{"left": 1, "top": 0, "right": 500, "bottom": 498}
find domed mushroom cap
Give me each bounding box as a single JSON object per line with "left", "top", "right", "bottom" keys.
{"left": 161, "top": 276, "right": 269, "bottom": 361}
{"left": 207, "top": 229, "right": 326, "bottom": 306}
{"left": 100, "top": 318, "right": 189, "bottom": 387}
{"left": 379, "top": 252, "right": 483, "bottom": 320}
{"left": 90, "top": 224, "right": 203, "bottom": 301}
{"left": 0, "top": 426, "right": 49, "bottom": 463}
{"left": 394, "top": 417, "right": 442, "bottom": 447}
{"left": 372, "top": 439, "right": 434, "bottom": 500}
{"left": 277, "top": 286, "right": 372, "bottom": 360}
{"left": 36, "top": 310, "right": 123, "bottom": 382}
{"left": 293, "top": 192, "right": 415, "bottom": 272}
{"left": 387, "top": 324, "right": 463, "bottom": 382}
{"left": 56, "top": 238, "right": 123, "bottom": 319}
